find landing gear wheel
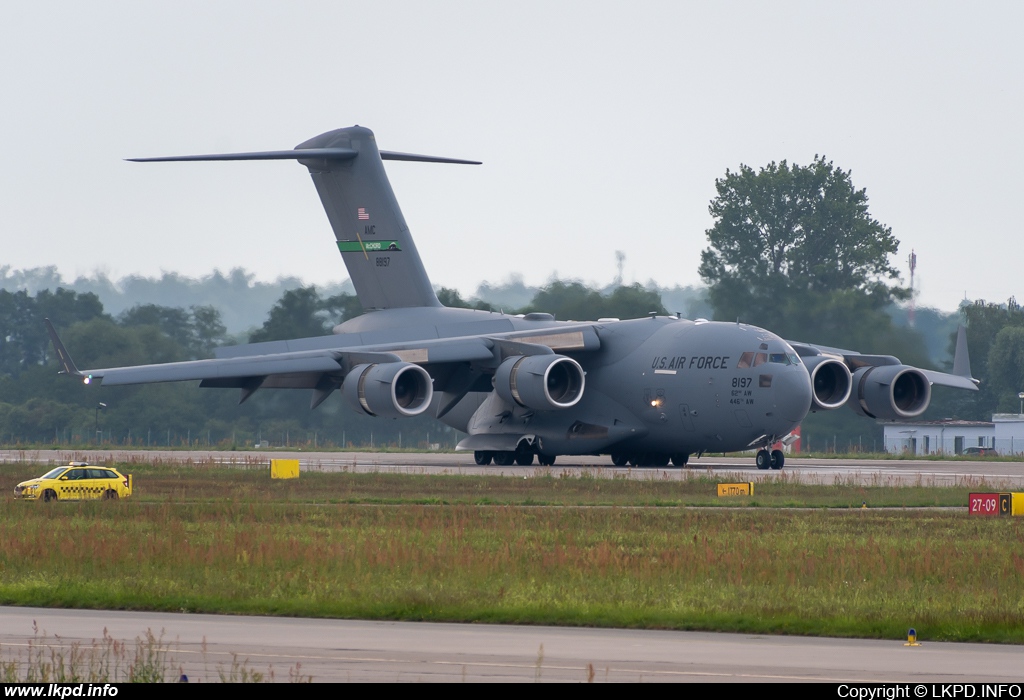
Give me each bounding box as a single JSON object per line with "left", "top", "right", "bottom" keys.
{"left": 474, "top": 450, "right": 493, "bottom": 466}
{"left": 671, "top": 453, "right": 690, "bottom": 467}
{"left": 650, "top": 453, "right": 670, "bottom": 467}
{"left": 493, "top": 451, "right": 516, "bottom": 466}
{"left": 770, "top": 449, "right": 785, "bottom": 470}
{"left": 610, "top": 453, "right": 628, "bottom": 467}
{"left": 537, "top": 454, "right": 556, "bottom": 466}
{"left": 514, "top": 443, "right": 535, "bottom": 466}
{"left": 755, "top": 450, "right": 771, "bottom": 470}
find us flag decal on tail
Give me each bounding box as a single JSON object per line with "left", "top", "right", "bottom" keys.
{"left": 357, "top": 207, "right": 369, "bottom": 220}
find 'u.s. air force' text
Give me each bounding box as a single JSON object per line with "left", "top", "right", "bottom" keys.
{"left": 651, "top": 356, "right": 730, "bottom": 370}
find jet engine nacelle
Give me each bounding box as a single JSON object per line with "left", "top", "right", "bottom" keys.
{"left": 803, "top": 355, "right": 853, "bottom": 410}
{"left": 341, "top": 362, "right": 433, "bottom": 417}
{"left": 494, "top": 354, "right": 585, "bottom": 410}
{"left": 848, "top": 365, "right": 931, "bottom": 420}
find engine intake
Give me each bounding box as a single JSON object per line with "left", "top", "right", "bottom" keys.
{"left": 495, "top": 354, "right": 585, "bottom": 410}
{"left": 803, "top": 356, "right": 853, "bottom": 410}
{"left": 341, "top": 362, "right": 433, "bottom": 417}
{"left": 848, "top": 365, "right": 931, "bottom": 420}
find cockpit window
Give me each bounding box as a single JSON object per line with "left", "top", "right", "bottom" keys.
{"left": 739, "top": 350, "right": 800, "bottom": 368}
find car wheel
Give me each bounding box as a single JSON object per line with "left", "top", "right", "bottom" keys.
{"left": 103, "top": 489, "right": 119, "bottom": 500}
{"left": 42, "top": 489, "right": 57, "bottom": 503}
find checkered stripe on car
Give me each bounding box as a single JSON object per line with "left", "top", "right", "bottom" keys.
{"left": 62, "top": 485, "right": 107, "bottom": 495}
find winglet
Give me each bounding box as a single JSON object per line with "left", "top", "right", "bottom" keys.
{"left": 44, "top": 319, "right": 82, "bottom": 377}
{"left": 952, "top": 324, "right": 976, "bottom": 382}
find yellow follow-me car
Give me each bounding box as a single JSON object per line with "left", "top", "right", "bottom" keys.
{"left": 14, "top": 462, "right": 133, "bottom": 502}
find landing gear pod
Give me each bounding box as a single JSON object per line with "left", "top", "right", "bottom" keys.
{"left": 342, "top": 363, "right": 434, "bottom": 417}
{"left": 803, "top": 356, "right": 853, "bottom": 410}
{"left": 848, "top": 365, "right": 931, "bottom": 420}
{"left": 494, "top": 355, "right": 585, "bottom": 410}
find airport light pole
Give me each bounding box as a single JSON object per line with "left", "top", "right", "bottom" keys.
{"left": 1019, "top": 392, "right": 1024, "bottom": 416}
{"left": 95, "top": 402, "right": 106, "bottom": 444}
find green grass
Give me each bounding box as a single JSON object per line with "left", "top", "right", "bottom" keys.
{"left": 1, "top": 461, "right": 992, "bottom": 508}
{"left": 2, "top": 463, "right": 1023, "bottom": 643}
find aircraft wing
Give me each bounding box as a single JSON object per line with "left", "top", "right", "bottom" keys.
{"left": 45, "top": 319, "right": 601, "bottom": 408}
{"left": 788, "top": 324, "right": 979, "bottom": 398}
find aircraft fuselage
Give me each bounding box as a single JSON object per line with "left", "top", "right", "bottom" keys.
{"left": 403, "top": 311, "right": 812, "bottom": 458}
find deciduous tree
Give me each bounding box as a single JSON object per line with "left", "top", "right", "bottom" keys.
{"left": 698, "top": 156, "right": 907, "bottom": 346}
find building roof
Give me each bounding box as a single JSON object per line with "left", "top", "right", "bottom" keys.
{"left": 883, "top": 419, "right": 994, "bottom": 428}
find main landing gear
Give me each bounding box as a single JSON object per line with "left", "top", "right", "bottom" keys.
{"left": 755, "top": 449, "right": 784, "bottom": 470}
{"left": 475, "top": 450, "right": 518, "bottom": 466}
{"left": 474, "top": 445, "right": 554, "bottom": 467}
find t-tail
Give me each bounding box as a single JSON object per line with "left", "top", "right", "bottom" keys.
{"left": 129, "top": 126, "right": 480, "bottom": 311}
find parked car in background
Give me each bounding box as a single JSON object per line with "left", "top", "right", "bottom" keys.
{"left": 14, "top": 462, "right": 133, "bottom": 502}
{"left": 963, "top": 446, "right": 998, "bottom": 457}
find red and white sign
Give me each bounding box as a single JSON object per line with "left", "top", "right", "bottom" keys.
{"left": 969, "top": 493, "right": 1009, "bottom": 516}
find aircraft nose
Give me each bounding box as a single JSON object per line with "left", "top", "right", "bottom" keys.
{"left": 775, "top": 366, "right": 812, "bottom": 423}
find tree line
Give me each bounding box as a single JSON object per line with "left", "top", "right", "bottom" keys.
{"left": 0, "top": 281, "right": 665, "bottom": 449}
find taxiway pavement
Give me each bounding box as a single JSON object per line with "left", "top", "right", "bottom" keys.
{"left": 2, "top": 607, "right": 1022, "bottom": 683}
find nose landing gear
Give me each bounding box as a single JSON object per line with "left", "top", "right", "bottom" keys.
{"left": 756, "top": 449, "right": 785, "bottom": 470}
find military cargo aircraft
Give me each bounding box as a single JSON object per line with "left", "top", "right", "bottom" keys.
{"left": 46, "top": 126, "right": 979, "bottom": 469}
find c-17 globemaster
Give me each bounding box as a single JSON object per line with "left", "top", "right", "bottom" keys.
{"left": 46, "top": 125, "right": 980, "bottom": 469}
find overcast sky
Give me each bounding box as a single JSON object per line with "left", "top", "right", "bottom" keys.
{"left": 2, "top": 1, "right": 1021, "bottom": 313}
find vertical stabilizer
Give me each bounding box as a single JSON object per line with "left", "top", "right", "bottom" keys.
{"left": 128, "top": 126, "right": 480, "bottom": 311}
{"left": 297, "top": 126, "right": 461, "bottom": 311}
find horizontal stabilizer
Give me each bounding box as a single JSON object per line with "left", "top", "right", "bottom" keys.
{"left": 128, "top": 149, "right": 480, "bottom": 165}
{"left": 379, "top": 150, "right": 481, "bottom": 165}
{"left": 127, "top": 148, "right": 358, "bottom": 163}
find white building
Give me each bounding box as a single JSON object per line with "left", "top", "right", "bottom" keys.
{"left": 882, "top": 414, "right": 1024, "bottom": 456}
{"left": 992, "top": 414, "right": 1024, "bottom": 455}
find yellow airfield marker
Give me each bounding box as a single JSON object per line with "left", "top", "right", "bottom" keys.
{"left": 717, "top": 482, "right": 753, "bottom": 497}
{"left": 904, "top": 628, "right": 921, "bottom": 646}
{"left": 271, "top": 459, "right": 300, "bottom": 479}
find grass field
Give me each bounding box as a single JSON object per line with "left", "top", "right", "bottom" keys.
{"left": 2, "top": 460, "right": 992, "bottom": 507}
{"left": 2, "top": 462, "right": 1022, "bottom": 644}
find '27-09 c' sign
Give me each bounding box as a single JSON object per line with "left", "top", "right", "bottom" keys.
{"left": 969, "top": 493, "right": 1011, "bottom": 516}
